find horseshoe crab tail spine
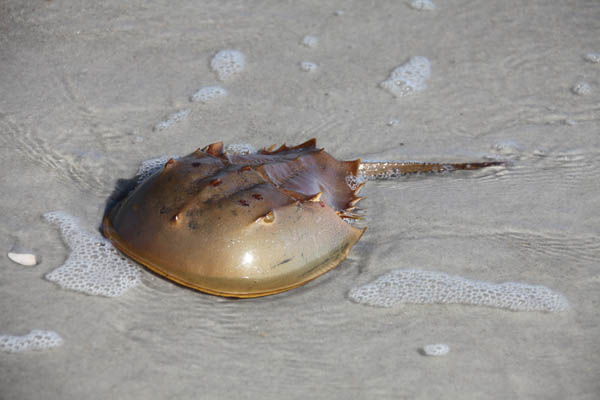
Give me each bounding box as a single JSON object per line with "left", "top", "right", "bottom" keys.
{"left": 357, "top": 160, "right": 504, "bottom": 180}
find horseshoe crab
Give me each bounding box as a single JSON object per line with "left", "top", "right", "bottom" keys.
{"left": 103, "top": 139, "right": 501, "bottom": 298}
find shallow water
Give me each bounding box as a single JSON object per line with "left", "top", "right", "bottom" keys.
{"left": 1, "top": 0, "right": 600, "bottom": 398}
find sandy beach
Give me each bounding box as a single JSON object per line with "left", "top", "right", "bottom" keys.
{"left": 1, "top": 0, "right": 599, "bottom": 398}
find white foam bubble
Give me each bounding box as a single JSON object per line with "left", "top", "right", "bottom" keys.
{"left": 44, "top": 211, "right": 141, "bottom": 297}
{"left": 7, "top": 252, "right": 37, "bottom": 266}
{"left": 301, "top": 35, "right": 319, "bottom": 48}
{"left": 190, "top": 86, "right": 228, "bottom": 103}
{"left": 490, "top": 140, "right": 523, "bottom": 156}
{"left": 300, "top": 61, "right": 318, "bottom": 72}
{"left": 571, "top": 81, "right": 592, "bottom": 95}
{"left": 136, "top": 156, "right": 175, "bottom": 184}
{"left": 345, "top": 174, "right": 365, "bottom": 191}
{"left": 153, "top": 109, "right": 191, "bottom": 131}
{"left": 583, "top": 53, "right": 600, "bottom": 63}
{"left": 0, "top": 330, "right": 63, "bottom": 353}
{"left": 563, "top": 118, "right": 577, "bottom": 127}
{"left": 349, "top": 269, "right": 569, "bottom": 312}
{"left": 410, "top": 0, "right": 436, "bottom": 11}
{"left": 225, "top": 143, "right": 256, "bottom": 155}
{"left": 422, "top": 343, "right": 449, "bottom": 356}
{"left": 211, "top": 50, "right": 246, "bottom": 82}
{"left": 380, "top": 56, "right": 431, "bottom": 97}
{"left": 387, "top": 118, "right": 401, "bottom": 126}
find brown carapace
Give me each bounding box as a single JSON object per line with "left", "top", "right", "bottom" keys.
{"left": 103, "top": 139, "right": 502, "bottom": 298}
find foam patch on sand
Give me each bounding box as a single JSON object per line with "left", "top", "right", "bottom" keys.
{"left": 300, "top": 35, "right": 318, "bottom": 48}
{"left": 380, "top": 56, "right": 431, "bottom": 97}
{"left": 225, "top": 143, "right": 256, "bottom": 155}
{"left": 345, "top": 174, "right": 365, "bottom": 190}
{"left": 211, "top": 50, "right": 246, "bottom": 82}
{"left": 153, "top": 109, "right": 191, "bottom": 131}
{"left": 300, "top": 61, "right": 318, "bottom": 72}
{"left": 136, "top": 156, "right": 175, "bottom": 184}
{"left": 490, "top": 140, "right": 524, "bottom": 156}
{"left": 44, "top": 212, "right": 141, "bottom": 297}
{"left": 571, "top": 81, "right": 592, "bottom": 95}
{"left": 410, "top": 0, "right": 436, "bottom": 11}
{"left": 0, "top": 330, "right": 63, "bottom": 353}
{"left": 583, "top": 53, "right": 600, "bottom": 63}
{"left": 190, "top": 86, "right": 228, "bottom": 103}
{"left": 349, "top": 269, "right": 569, "bottom": 312}
{"left": 422, "top": 343, "right": 449, "bottom": 356}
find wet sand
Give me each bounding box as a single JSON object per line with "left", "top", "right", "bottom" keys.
{"left": 1, "top": 0, "right": 599, "bottom": 398}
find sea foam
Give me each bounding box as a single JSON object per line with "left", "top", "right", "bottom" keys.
{"left": 422, "top": 343, "right": 450, "bottom": 356}
{"left": 0, "top": 330, "right": 63, "bottom": 353}
{"left": 225, "top": 143, "right": 256, "bottom": 155}
{"left": 380, "top": 56, "right": 431, "bottom": 97}
{"left": 136, "top": 156, "right": 175, "bottom": 184}
{"left": 410, "top": 0, "right": 436, "bottom": 11}
{"left": 349, "top": 269, "right": 569, "bottom": 312}
{"left": 300, "top": 62, "right": 318, "bottom": 73}
{"left": 583, "top": 53, "right": 600, "bottom": 63}
{"left": 300, "top": 35, "right": 318, "bottom": 48}
{"left": 190, "top": 85, "right": 228, "bottom": 103}
{"left": 44, "top": 211, "right": 141, "bottom": 297}
{"left": 490, "top": 140, "right": 524, "bottom": 156}
{"left": 153, "top": 109, "right": 191, "bottom": 131}
{"left": 211, "top": 50, "right": 246, "bottom": 82}
{"left": 571, "top": 81, "right": 592, "bottom": 95}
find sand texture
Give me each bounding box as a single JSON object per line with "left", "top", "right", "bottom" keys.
{"left": 1, "top": 0, "right": 599, "bottom": 399}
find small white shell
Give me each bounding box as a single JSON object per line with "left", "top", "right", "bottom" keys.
{"left": 7, "top": 252, "right": 37, "bottom": 266}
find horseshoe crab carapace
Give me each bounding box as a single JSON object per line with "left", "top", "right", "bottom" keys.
{"left": 103, "top": 139, "right": 502, "bottom": 298}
